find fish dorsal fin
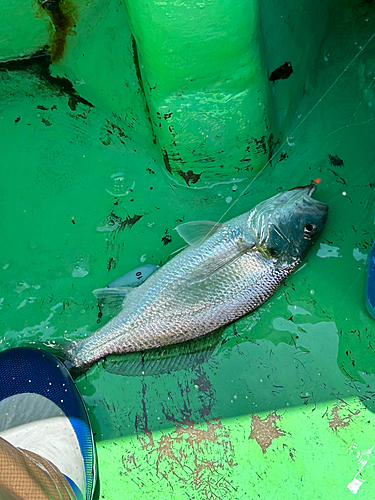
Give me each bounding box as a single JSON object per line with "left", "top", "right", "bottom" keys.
{"left": 175, "top": 221, "right": 222, "bottom": 246}
{"left": 93, "top": 287, "right": 133, "bottom": 319}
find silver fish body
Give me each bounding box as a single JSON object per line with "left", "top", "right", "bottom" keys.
{"left": 66, "top": 182, "right": 328, "bottom": 370}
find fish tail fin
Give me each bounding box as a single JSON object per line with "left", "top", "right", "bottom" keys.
{"left": 24, "top": 340, "right": 88, "bottom": 379}
{"left": 62, "top": 341, "right": 91, "bottom": 379}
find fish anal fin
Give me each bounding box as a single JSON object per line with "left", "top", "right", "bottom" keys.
{"left": 102, "top": 328, "right": 224, "bottom": 377}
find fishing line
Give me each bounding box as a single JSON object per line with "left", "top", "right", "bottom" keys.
{"left": 214, "top": 30, "right": 375, "bottom": 229}
{"left": 326, "top": 116, "right": 375, "bottom": 141}
{"left": 328, "top": 75, "right": 375, "bottom": 146}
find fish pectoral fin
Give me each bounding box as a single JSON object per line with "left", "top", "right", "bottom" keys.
{"left": 93, "top": 286, "right": 133, "bottom": 318}
{"left": 187, "top": 239, "right": 256, "bottom": 285}
{"left": 175, "top": 220, "right": 222, "bottom": 246}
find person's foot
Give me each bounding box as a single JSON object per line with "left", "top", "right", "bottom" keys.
{"left": 0, "top": 347, "right": 96, "bottom": 500}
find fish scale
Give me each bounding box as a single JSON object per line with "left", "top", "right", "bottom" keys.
{"left": 65, "top": 183, "right": 328, "bottom": 371}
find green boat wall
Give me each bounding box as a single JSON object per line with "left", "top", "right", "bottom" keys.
{"left": 1, "top": 0, "right": 331, "bottom": 184}
{"left": 2, "top": 0, "right": 375, "bottom": 498}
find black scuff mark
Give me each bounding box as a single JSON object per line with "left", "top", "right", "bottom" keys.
{"left": 198, "top": 156, "right": 216, "bottom": 163}
{"left": 267, "top": 133, "right": 279, "bottom": 162}
{"left": 107, "top": 257, "right": 116, "bottom": 271}
{"left": 14, "top": 117, "right": 21, "bottom": 124}
{"left": 162, "top": 232, "right": 172, "bottom": 246}
{"left": 328, "top": 168, "right": 347, "bottom": 185}
{"left": 100, "top": 120, "right": 130, "bottom": 147}
{"left": 131, "top": 35, "right": 156, "bottom": 143}
{"left": 68, "top": 97, "right": 78, "bottom": 111}
{"left": 161, "top": 381, "right": 193, "bottom": 425}
{"left": 254, "top": 136, "right": 267, "bottom": 155}
{"left": 193, "top": 366, "right": 215, "bottom": 419}
{"left": 117, "top": 214, "right": 143, "bottom": 232}
{"left": 163, "top": 150, "right": 172, "bottom": 174}
{"left": 234, "top": 160, "right": 252, "bottom": 172}
{"left": 41, "top": 118, "right": 52, "bottom": 126}
{"left": 100, "top": 134, "right": 111, "bottom": 146}
{"left": 96, "top": 309, "right": 103, "bottom": 324}
{"left": 269, "top": 62, "right": 293, "bottom": 81}
{"left": 279, "top": 151, "right": 288, "bottom": 162}
{"left": 134, "top": 379, "right": 154, "bottom": 449}
{"left": 131, "top": 34, "right": 145, "bottom": 95}
{"left": 178, "top": 169, "right": 202, "bottom": 186}
{"left": 328, "top": 154, "right": 344, "bottom": 167}
{"left": 0, "top": 54, "right": 94, "bottom": 110}
{"left": 101, "top": 210, "right": 143, "bottom": 238}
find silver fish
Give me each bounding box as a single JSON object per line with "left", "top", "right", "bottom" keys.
{"left": 65, "top": 182, "right": 328, "bottom": 370}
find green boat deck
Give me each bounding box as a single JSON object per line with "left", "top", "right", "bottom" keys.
{"left": 1, "top": 0, "right": 375, "bottom": 498}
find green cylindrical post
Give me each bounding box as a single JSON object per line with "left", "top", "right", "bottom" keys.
{"left": 123, "top": 0, "right": 277, "bottom": 186}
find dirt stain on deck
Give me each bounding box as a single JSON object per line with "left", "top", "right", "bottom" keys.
{"left": 126, "top": 414, "right": 237, "bottom": 498}
{"left": 329, "top": 405, "right": 360, "bottom": 431}
{"left": 249, "top": 412, "right": 285, "bottom": 453}
{"left": 153, "top": 419, "right": 237, "bottom": 499}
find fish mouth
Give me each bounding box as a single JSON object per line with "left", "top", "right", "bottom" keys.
{"left": 288, "top": 180, "right": 328, "bottom": 211}
{"left": 307, "top": 180, "right": 318, "bottom": 196}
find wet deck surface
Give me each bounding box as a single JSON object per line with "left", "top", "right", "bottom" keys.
{"left": 2, "top": 0, "right": 375, "bottom": 498}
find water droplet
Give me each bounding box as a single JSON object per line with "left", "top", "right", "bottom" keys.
{"left": 72, "top": 266, "right": 89, "bottom": 278}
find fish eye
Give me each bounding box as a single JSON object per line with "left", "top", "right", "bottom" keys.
{"left": 304, "top": 223, "right": 317, "bottom": 238}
